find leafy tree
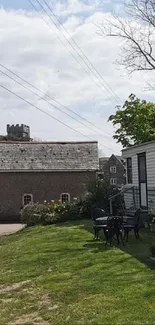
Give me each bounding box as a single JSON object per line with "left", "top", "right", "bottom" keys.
{"left": 80, "top": 179, "right": 123, "bottom": 217}
{"left": 109, "top": 93, "right": 155, "bottom": 148}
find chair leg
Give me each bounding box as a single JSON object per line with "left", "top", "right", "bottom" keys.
{"left": 96, "top": 229, "right": 100, "bottom": 240}
{"left": 124, "top": 229, "right": 129, "bottom": 242}
{"left": 119, "top": 231, "right": 125, "bottom": 245}
{"left": 104, "top": 231, "right": 108, "bottom": 246}
{"left": 109, "top": 230, "right": 114, "bottom": 247}
{"left": 116, "top": 231, "right": 120, "bottom": 245}
{"left": 93, "top": 227, "right": 99, "bottom": 240}
{"left": 137, "top": 228, "right": 140, "bottom": 238}
{"left": 134, "top": 227, "right": 140, "bottom": 239}
{"left": 93, "top": 227, "right": 96, "bottom": 239}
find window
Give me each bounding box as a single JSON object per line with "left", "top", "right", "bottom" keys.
{"left": 127, "top": 157, "right": 132, "bottom": 183}
{"left": 23, "top": 194, "right": 33, "bottom": 206}
{"left": 110, "top": 178, "right": 117, "bottom": 185}
{"left": 110, "top": 166, "right": 116, "bottom": 173}
{"left": 60, "top": 193, "right": 70, "bottom": 203}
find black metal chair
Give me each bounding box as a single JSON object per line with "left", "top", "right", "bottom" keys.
{"left": 123, "top": 208, "right": 141, "bottom": 242}
{"left": 91, "top": 208, "right": 106, "bottom": 240}
{"left": 104, "top": 216, "right": 124, "bottom": 246}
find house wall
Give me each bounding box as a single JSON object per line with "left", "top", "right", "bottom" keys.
{"left": 122, "top": 141, "right": 155, "bottom": 213}
{"left": 0, "top": 171, "right": 96, "bottom": 222}
{"left": 102, "top": 155, "right": 126, "bottom": 187}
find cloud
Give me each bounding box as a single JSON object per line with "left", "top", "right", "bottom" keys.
{"left": 50, "top": 0, "right": 107, "bottom": 17}
{"left": 0, "top": 3, "right": 154, "bottom": 156}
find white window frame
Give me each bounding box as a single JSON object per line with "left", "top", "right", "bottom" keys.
{"left": 23, "top": 194, "right": 33, "bottom": 206}
{"left": 110, "top": 166, "right": 117, "bottom": 173}
{"left": 110, "top": 178, "right": 117, "bottom": 185}
{"left": 60, "top": 193, "right": 70, "bottom": 204}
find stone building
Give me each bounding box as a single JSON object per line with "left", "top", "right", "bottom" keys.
{"left": 0, "top": 141, "right": 98, "bottom": 221}
{"left": 0, "top": 124, "right": 31, "bottom": 142}
{"left": 99, "top": 154, "right": 126, "bottom": 187}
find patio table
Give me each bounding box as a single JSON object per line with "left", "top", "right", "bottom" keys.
{"left": 96, "top": 216, "right": 134, "bottom": 223}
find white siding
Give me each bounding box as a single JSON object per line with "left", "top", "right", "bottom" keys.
{"left": 148, "top": 189, "right": 155, "bottom": 214}
{"left": 122, "top": 141, "right": 155, "bottom": 188}
{"left": 124, "top": 191, "right": 134, "bottom": 209}
{"left": 146, "top": 151, "right": 155, "bottom": 187}
{"left": 123, "top": 186, "right": 139, "bottom": 209}
{"left": 132, "top": 155, "right": 139, "bottom": 186}
{"left": 122, "top": 141, "right": 155, "bottom": 212}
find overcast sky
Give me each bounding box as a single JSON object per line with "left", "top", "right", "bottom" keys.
{"left": 0, "top": 0, "right": 154, "bottom": 156}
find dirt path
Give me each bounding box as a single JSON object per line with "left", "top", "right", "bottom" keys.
{"left": 0, "top": 224, "right": 25, "bottom": 235}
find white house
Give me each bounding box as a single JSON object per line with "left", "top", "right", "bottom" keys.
{"left": 122, "top": 140, "right": 155, "bottom": 215}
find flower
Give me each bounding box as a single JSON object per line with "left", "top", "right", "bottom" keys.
{"left": 44, "top": 200, "right": 47, "bottom": 203}
{"left": 73, "top": 197, "right": 77, "bottom": 201}
{"left": 51, "top": 200, "right": 55, "bottom": 203}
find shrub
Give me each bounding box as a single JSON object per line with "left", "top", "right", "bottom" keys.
{"left": 20, "top": 201, "right": 82, "bottom": 227}
{"left": 79, "top": 179, "right": 123, "bottom": 218}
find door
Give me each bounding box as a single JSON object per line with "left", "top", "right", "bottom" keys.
{"left": 138, "top": 152, "right": 148, "bottom": 209}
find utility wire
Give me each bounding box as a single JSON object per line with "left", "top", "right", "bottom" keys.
{"left": 43, "top": 0, "right": 121, "bottom": 104}
{"left": 0, "top": 84, "right": 120, "bottom": 154}
{"left": 1, "top": 69, "right": 113, "bottom": 142}
{"left": 28, "top": 0, "right": 119, "bottom": 106}
{"left": 0, "top": 63, "right": 118, "bottom": 140}
{"left": 0, "top": 84, "right": 93, "bottom": 140}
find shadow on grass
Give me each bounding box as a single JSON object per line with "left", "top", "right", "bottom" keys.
{"left": 56, "top": 219, "right": 155, "bottom": 270}
{"left": 84, "top": 221, "right": 155, "bottom": 270}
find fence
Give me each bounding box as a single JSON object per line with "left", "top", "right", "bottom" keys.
{"left": 109, "top": 185, "right": 155, "bottom": 216}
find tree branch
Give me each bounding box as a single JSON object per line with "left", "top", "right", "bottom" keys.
{"left": 99, "top": 0, "right": 155, "bottom": 73}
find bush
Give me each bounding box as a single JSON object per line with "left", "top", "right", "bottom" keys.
{"left": 20, "top": 201, "right": 82, "bottom": 227}
{"left": 79, "top": 179, "right": 124, "bottom": 218}
{"left": 20, "top": 202, "right": 56, "bottom": 226}
{"left": 21, "top": 179, "right": 123, "bottom": 227}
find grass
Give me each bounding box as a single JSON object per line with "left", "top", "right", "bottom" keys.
{"left": 0, "top": 220, "right": 155, "bottom": 325}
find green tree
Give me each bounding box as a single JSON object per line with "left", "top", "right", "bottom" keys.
{"left": 80, "top": 179, "right": 123, "bottom": 217}
{"left": 109, "top": 94, "right": 155, "bottom": 148}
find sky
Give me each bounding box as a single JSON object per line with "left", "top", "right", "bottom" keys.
{"left": 0, "top": 0, "right": 154, "bottom": 156}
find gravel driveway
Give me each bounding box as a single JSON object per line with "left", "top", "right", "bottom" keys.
{"left": 0, "top": 224, "right": 25, "bottom": 236}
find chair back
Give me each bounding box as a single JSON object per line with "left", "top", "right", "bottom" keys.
{"left": 107, "top": 216, "right": 115, "bottom": 228}
{"left": 135, "top": 209, "right": 141, "bottom": 225}
{"left": 91, "top": 208, "right": 105, "bottom": 221}
{"left": 107, "top": 216, "right": 123, "bottom": 229}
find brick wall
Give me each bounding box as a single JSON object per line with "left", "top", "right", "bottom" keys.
{"left": 0, "top": 171, "right": 96, "bottom": 222}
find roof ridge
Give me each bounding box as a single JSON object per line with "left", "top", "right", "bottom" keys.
{"left": 0, "top": 141, "right": 98, "bottom": 144}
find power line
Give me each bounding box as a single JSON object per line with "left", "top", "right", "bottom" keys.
{"left": 28, "top": 0, "right": 109, "bottom": 104}
{"left": 28, "top": 0, "right": 119, "bottom": 106}
{"left": 43, "top": 0, "right": 121, "bottom": 104}
{"left": 0, "top": 62, "right": 118, "bottom": 141}
{"left": 1, "top": 69, "right": 112, "bottom": 141}
{"left": 0, "top": 84, "right": 120, "bottom": 154}
{"left": 0, "top": 84, "right": 92, "bottom": 140}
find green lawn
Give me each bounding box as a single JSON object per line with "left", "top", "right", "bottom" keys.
{"left": 0, "top": 220, "right": 155, "bottom": 325}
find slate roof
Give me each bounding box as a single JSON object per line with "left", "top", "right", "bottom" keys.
{"left": 0, "top": 141, "right": 99, "bottom": 172}
{"left": 99, "top": 157, "right": 109, "bottom": 169}
{"left": 115, "top": 155, "right": 125, "bottom": 166}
